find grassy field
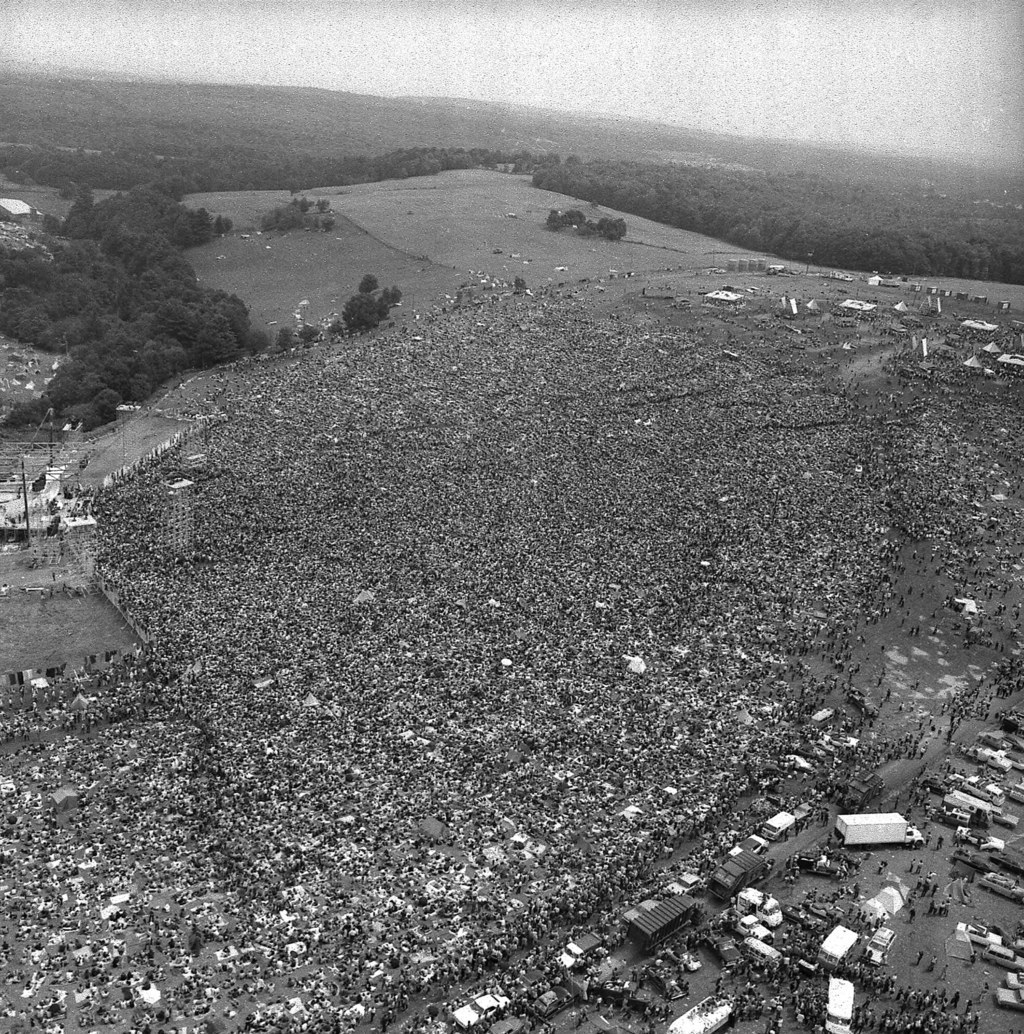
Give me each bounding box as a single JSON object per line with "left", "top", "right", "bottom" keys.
{"left": 185, "top": 170, "right": 774, "bottom": 326}
{"left": 187, "top": 204, "right": 466, "bottom": 329}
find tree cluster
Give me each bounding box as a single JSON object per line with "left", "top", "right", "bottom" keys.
{"left": 335, "top": 275, "right": 403, "bottom": 335}
{"left": 533, "top": 162, "right": 1024, "bottom": 285}
{"left": 545, "top": 209, "right": 627, "bottom": 240}
{"left": 1, "top": 187, "right": 262, "bottom": 430}
{"left": 260, "top": 197, "right": 335, "bottom": 233}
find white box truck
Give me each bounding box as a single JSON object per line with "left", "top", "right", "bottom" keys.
{"left": 835, "top": 813, "right": 924, "bottom": 848}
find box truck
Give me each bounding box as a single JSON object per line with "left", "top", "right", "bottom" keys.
{"left": 835, "top": 813, "right": 924, "bottom": 848}
{"left": 760, "top": 811, "right": 796, "bottom": 841}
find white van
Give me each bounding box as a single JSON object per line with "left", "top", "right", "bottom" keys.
{"left": 818, "top": 926, "right": 859, "bottom": 971}
{"left": 742, "top": 937, "right": 782, "bottom": 967}
{"left": 760, "top": 811, "right": 796, "bottom": 841}
{"left": 825, "top": 977, "right": 854, "bottom": 1034}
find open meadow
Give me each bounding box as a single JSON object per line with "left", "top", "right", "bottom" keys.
{"left": 185, "top": 171, "right": 775, "bottom": 326}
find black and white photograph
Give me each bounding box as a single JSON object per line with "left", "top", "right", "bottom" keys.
{"left": 1, "top": 2, "right": 1023, "bottom": 1033}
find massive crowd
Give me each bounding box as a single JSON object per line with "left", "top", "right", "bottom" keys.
{"left": 2, "top": 291, "right": 1023, "bottom": 1034}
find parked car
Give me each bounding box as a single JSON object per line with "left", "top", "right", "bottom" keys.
{"left": 951, "top": 848, "right": 1001, "bottom": 875}
{"left": 980, "top": 873, "right": 1024, "bottom": 903}
{"left": 454, "top": 994, "right": 511, "bottom": 1031}
{"left": 996, "top": 987, "right": 1024, "bottom": 1011}
{"left": 920, "top": 774, "right": 949, "bottom": 795}
{"left": 531, "top": 988, "right": 573, "bottom": 1020}
{"left": 957, "top": 921, "right": 1005, "bottom": 948}
{"left": 996, "top": 852, "right": 1024, "bottom": 878}
{"left": 956, "top": 827, "right": 1005, "bottom": 852}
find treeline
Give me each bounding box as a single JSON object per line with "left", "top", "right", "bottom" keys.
{"left": 545, "top": 208, "right": 627, "bottom": 240}
{"left": 0, "top": 144, "right": 559, "bottom": 195}
{"left": 1, "top": 185, "right": 263, "bottom": 429}
{"left": 533, "top": 162, "right": 1024, "bottom": 285}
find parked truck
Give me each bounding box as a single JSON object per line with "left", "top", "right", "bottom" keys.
{"left": 842, "top": 772, "right": 884, "bottom": 810}
{"left": 736, "top": 887, "right": 783, "bottom": 928}
{"left": 835, "top": 813, "right": 924, "bottom": 848}
{"left": 708, "top": 849, "right": 772, "bottom": 899}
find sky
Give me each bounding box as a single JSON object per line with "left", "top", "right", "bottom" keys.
{"left": 4, "top": 0, "right": 1023, "bottom": 163}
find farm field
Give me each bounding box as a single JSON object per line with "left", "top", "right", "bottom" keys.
{"left": 187, "top": 208, "right": 465, "bottom": 330}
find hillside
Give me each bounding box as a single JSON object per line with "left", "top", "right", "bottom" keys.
{"left": 0, "top": 74, "right": 1015, "bottom": 194}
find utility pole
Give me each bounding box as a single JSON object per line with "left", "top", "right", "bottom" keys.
{"left": 20, "top": 458, "right": 31, "bottom": 545}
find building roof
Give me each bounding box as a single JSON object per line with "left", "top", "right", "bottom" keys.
{"left": 0, "top": 198, "right": 32, "bottom": 216}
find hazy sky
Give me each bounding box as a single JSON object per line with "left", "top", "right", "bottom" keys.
{"left": 5, "top": 0, "right": 1023, "bottom": 162}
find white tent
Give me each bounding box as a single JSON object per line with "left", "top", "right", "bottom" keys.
{"left": 805, "top": 299, "right": 820, "bottom": 312}
{"left": 962, "top": 319, "right": 998, "bottom": 332}
{"left": 962, "top": 356, "right": 983, "bottom": 369}
{"left": 983, "top": 343, "right": 1003, "bottom": 354}
{"left": 893, "top": 301, "right": 909, "bottom": 312}
{"left": 839, "top": 299, "right": 876, "bottom": 312}
{"left": 867, "top": 275, "right": 883, "bottom": 286}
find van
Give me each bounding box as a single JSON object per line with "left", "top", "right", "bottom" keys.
{"left": 818, "top": 926, "right": 859, "bottom": 971}
{"left": 864, "top": 927, "right": 896, "bottom": 966}
{"left": 741, "top": 937, "right": 782, "bottom": 966}
{"left": 761, "top": 811, "right": 796, "bottom": 842}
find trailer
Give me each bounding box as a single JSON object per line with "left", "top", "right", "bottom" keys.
{"left": 835, "top": 813, "right": 924, "bottom": 848}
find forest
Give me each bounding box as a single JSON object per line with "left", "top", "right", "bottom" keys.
{"left": 533, "top": 162, "right": 1024, "bottom": 285}
{"left": 0, "top": 143, "right": 555, "bottom": 195}
{"left": 1, "top": 185, "right": 263, "bottom": 429}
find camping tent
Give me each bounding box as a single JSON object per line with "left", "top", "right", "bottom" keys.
{"left": 805, "top": 300, "right": 820, "bottom": 312}
{"left": 893, "top": 301, "right": 908, "bottom": 312}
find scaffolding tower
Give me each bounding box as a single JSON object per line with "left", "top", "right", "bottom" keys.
{"left": 165, "top": 479, "right": 195, "bottom": 557}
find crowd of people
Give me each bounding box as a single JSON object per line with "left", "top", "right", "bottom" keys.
{"left": 2, "top": 289, "right": 1023, "bottom": 1034}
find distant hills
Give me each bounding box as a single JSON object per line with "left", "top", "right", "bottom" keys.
{"left": 0, "top": 73, "right": 1014, "bottom": 195}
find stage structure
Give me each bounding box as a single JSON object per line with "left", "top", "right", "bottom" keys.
{"left": 165, "top": 479, "right": 195, "bottom": 557}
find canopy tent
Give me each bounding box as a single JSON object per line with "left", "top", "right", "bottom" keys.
{"left": 962, "top": 356, "right": 984, "bottom": 369}
{"left": 839, "top": 299, "right": 876, "bottom": 312}
{"left": 805, "top": 299, "right": 820, "bottom": 312}
{"left": 962, "top": 319, "right": 998, "bottom": 332}
{"left": 983, "top": 343, "right": 1003, "bottom": 353}
{"left": 893, "top": 301, "right": 909, "bottom": 312}
{"left": 997, "top": 354, "right": 1024, "bottom": 367}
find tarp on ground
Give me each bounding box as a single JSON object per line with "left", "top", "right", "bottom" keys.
{"left": 945, "top": 931, "right": 974, "bottom": 961}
